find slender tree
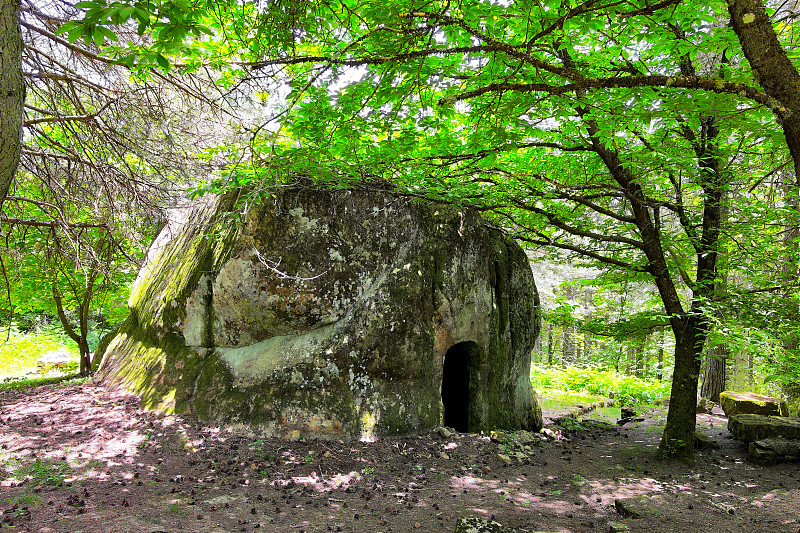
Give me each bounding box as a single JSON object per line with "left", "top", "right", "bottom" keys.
{"left": 0, "top": 0, "right": 24, "bottom": 204}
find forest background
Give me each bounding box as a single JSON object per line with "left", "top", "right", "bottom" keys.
{"left": 0, "top": 0, "right": 799, "bottom": 461}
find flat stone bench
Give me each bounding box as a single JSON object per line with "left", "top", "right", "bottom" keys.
{"left": 728, "top": 414, "right": 800, "bottom": 465}
{"left": 728, "top": 414, "right": 800, "bottom": 441}
{"left": 720, "top": 391, "right": 788, "bottom": 417}
{"left": 545, "top": 399, "right": 615, "bottom": 425}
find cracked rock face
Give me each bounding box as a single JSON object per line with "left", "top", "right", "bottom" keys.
{"left": 98, "top": 183, "right": 543, "bottom": 439}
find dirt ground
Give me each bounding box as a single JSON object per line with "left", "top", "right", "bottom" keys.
{"left": 1, "top": 380, "right": 798, "bottom": 533}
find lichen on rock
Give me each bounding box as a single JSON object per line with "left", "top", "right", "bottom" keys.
{"left": 98, "top": 182, "right": 543, "bottom": 439}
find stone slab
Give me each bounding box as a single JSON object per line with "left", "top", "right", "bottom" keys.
{"left": 748, "top": 437, "right": 800, "bottom": 465}
{"left": 719, "top": 391, "right": 788, "bottom": 417}
{"left": 728, "top": 414, "right": 800, "bottom": 442}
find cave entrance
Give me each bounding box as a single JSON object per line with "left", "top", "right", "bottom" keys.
{"left": 441, "top": 341, "right": 480, "bottom": 432}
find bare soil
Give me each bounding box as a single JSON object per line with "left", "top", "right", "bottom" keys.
{"left": 1, "top": 380, "right": 798, "bottom": 533}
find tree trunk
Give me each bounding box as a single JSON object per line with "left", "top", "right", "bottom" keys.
{"left": 561, "top": 326, "right": 572, "bottom": 367}
{"left": 0, "top": 0, "right": 24, "bottom": 204}
{"left": 52, "top": 275, "right": 96, "bottom": 377}
{"left": 728, "top": 0, "right": 800, "bottom": 181}
{"left": 657, "top": 316, "right": 705, "bottom": 461}
{"left": 546, "top": 322, "right": 553, "bottom": 365}
{"left": 701, "top": 189, "right": 730, "bottom": 404}
{"left": 700, "top": 344, "right": 727, "bottom": 403}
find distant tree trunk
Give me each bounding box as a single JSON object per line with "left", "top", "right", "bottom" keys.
{"left": 781, "top": 171, "right": 800, "bottom": 400}
{"left": 700, "top": 345, "right": 727, "bottom": 403}
{"left": 626, "top": 343, "right": 635, "bottom": 375}
{"left": 546, "top": 322, "right": 554, "bottom": 365}
{"left": 638, "top": 335, "right": 648, "bottom": 378}
{"left": 583, "top": 332, "right": 593, "bottom": 361}
{"left": 0, "top": 0, "right": 25, "bottom": 204}
{"left": 701, "top": 190, "right": 729, "bottom": 403}
{"left": 561, "top": 326, "right": 572, "bottom": 367}
{"left": 657, "top": 339, "right": 664, "bottom": 381}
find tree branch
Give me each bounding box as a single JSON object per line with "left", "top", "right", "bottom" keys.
{"left": 438, "top": 75, "right": 776, "bottom": 113}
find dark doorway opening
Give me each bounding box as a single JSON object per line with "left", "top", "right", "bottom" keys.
{"left": 441, "top": 341, "right": 479, "bottom": 432}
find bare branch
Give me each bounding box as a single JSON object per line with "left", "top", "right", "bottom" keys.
{"left": 0, "top": 217, "right": 110, "bottom": 230}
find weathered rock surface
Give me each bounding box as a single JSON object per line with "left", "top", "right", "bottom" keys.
{"left": 696, "top": 395, "right": 715, "bottom": 414}
{"left": 719, "top": 391, "right": 788, "bottom": 417}
{"left": 728, "top": 413, "right": 800, "bottom": 463}
{"left": 728, "top": 414, "right": 800, "bottom": 442}
{"left": 694, "top": 430, "right": 720, "bottom": 450}
{"left": 544, "top": 398, "right": 614, "bottom": 424}
{"left": 748, "top": 437, "right": 800, "bottom": 465}
{"left": 614, "top": 495, "right": 662, "bottom": 518}
{"left": 98, "top": 183, "right": 542, "bottom": 439}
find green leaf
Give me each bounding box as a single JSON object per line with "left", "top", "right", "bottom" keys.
{"left": 67, "top": 24, "right": 86, "bottom": 44}
{"left": 92, "top": 26, "right": 105, "bottom": 46}
{"left": 154, "top": 53, "right": 171, "bottom": 71}
{"left": 97, "top": 26, "right": 119, "bottom": 43}
{"left": 74, "top": 0, "right": 103, "bottom": 9}
{"left": 55, "top": 21, "right": 77, "bottom": 36}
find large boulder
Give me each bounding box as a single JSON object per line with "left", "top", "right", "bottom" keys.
{"left": 98, "top": 183, "right": 542, "bottom": 439}
{"left": 719, "top": 391, "right": 788, "bottom": 417}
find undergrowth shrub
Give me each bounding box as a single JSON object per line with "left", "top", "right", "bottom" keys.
{"left": 0, "top": 324, "right": 79, "bottom": 378}
{"left": 531, "top": 364, "right": 670, "bottom": 407}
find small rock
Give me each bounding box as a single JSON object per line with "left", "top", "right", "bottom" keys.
{"left": 614, "top": 496, "right": 649, "bottom": 518}
{"left": 490, "top": 430, "right": 509, "bottom": 443}
{"left": 696, "top": 396, "right": 715, "bottom": 414}
{"left": 439, "top": 452, "right": 450, "bottom": 460}
{"left": 540, "top": 427, "right": 559, "bottom": 440}
{"left": 496, "top": 454, "right": 512, "bottom": 465}
{"left": 436, "top": 427, "right": 455, "bottom": 438}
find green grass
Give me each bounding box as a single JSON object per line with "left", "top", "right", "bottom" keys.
{"left": 0, "top": 326, "right": 79, "bottom": 379}
{"left": 0, "top": 374, "right": 87, "bottom": 391}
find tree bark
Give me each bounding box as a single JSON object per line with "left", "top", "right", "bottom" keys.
{"left": 701, "top": 189, "right": 730, "bottom": 404}
{"left": 780, "top": 170, "right": 800, "bottom": 399}
{"left": 727, "top": 0, "right": 800, "bottom": 181}
{"left": 659, "top": 316, "right": 705, "bottom": 459}
{"left": 700, "top": 344, "right": 727, "bottom": 403}
{"left": 0, "top": 0, "right": 24, "bottom": 204}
